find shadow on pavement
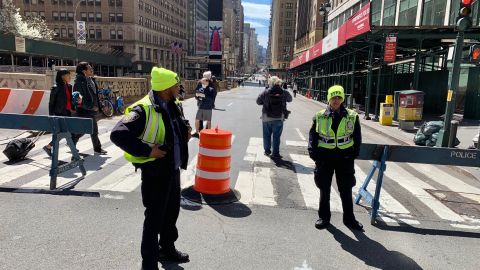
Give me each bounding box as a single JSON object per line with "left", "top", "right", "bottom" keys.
{"left": 160, "top": 261, "right": 185, "bottom": 270}
{"left": 327, "top": 225, "right": 423, "bottom": 270}
{"left": 207, "top": 202, "right": 252, "bottom": 218}
{"left": 0, "top": 187, "right": 100, "bottom": 197}
{"left": 374, "top": 223, "right": 480, "bottom": 239}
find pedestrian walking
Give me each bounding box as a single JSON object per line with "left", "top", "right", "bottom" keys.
{"left": 308, "top": 85, "right": 363, "bottom": 231}
{"left": 293, "top": 82, "right": 298, "bottom": 98}
{"left": 192, "top": 76, "right": 216, "bottom": 138}
{"left": 72, "top": 62, "right": 107, "bottom": 154}
{"left": 110, "top": 67, "right": 191, "bottom": 269}
{"left": 43, "top": 69, "right": 79, "bottom": 156}
{"left": 256, "top": 76, "right": 292, "bottom": 159}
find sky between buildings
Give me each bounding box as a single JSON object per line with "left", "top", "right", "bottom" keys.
{"left": 242, "top": 0, "right": 271, "bottom": 48}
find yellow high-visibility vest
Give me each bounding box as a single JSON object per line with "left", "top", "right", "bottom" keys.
{"left": 315, "top": 108, "right": 357, "bottom": 149}
{"left": 123, "top": 95, "right": 165, "bottom": 163}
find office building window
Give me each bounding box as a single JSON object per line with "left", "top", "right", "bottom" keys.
{"left": 383, "top": 0, "right": 396, "bottom": 26}
{"left": 67, "top": 12, "right": 73, "bottom": 21}
{"left": 371, "top": 0, "right": 381, "bottom": 25}
{"left": 87, "top": 0, "right": 94, "bottom": 6}
{"left": 89, "top": 29, "right": 95, "bottom": 39}
{"left": 96, "top": 29, "right": 102, "bottom": 39}
{"left": 110, "top": 29, "right": 116, "bottom": 39}
{"left": 139, "top": 47, "right": 144, "bottom": 60}
{"left": 146, "top": 48, "right": 151, "bottom": 60}
{"left": 68, "top": 28, "right": 74, "bottom": 38}
{"left": 60, "top": 12, "right": 66, "bottom": 20}
{"left": 398, "top": 0, "right": 418, "bottom": 26}
{"left": 88, "top": 12, "right": 95, "bottom": 22}
{"left": 109, "top": 13, "right": 115, "bottom": 22}
{"left": 61, "top": 28, "right": 67, "bottom": 38}
{"left": 117, "top": 30, "right": 123, "bottom": 39}
{"left": 96, "top": 12, "right": 102, "bottom": 22}
{"left": 80, "top": 12, "right": 87, "bottom": 21}
{"left": 54, "top": 28, "right": 59, "bottom": 36}
{"left": 422, "top": 0, "right": 447, "bottom": 26}
{"left": 116, "top": 13, "right": 123, "bottom": 22}
{"left": 95, "top": 0, "right": 101, "bottom": 5}
{"left": 153, "top": 49, "right": 158, "bottom": 61}
{"left": 39, "top": 11, "right": 45, "bottom": 19}
{"left": 52, "top": 11, "right": 59, "bottom": 21}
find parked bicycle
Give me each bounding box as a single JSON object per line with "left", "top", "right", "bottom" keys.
{"left": 97, "top": 88, "right": 125, "bottom": 117}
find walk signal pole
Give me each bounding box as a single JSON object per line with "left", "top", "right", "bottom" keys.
{"left": 437, "top": 0, "right": 473, "bottom": 147}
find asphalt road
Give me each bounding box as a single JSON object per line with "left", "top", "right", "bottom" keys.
{"left": 0, "top": 84, "right": 479, "bottom": 270}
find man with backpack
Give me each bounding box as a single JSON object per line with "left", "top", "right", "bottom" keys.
{"left": 256, "top": 76, "right": 292, "bottom": 159}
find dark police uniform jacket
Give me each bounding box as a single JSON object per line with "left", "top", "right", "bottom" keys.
{"left": 110, "top": 90, "right": 190, "bottom": 172}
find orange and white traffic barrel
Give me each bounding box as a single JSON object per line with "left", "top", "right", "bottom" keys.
{"left": 181, "top": 127, "right": 239, "bottom": 204}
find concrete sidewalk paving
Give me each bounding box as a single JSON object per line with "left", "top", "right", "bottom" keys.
{"left": 295, "top": 93, "right": 480, "bottom": 181}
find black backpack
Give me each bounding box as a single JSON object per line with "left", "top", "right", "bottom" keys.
{"left": 3, "top": 138, "right": 36, "bottom": 162}
{"left": 266, "top": 91, "right": 285, "bottom": 118}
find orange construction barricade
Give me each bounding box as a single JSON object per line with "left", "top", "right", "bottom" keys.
{"left": 181, "top": 127, "right": 239, "bottom": 204}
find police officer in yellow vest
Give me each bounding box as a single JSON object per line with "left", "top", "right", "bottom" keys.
{"left": 111, "top": 67, "right": 191, "bottom": 269}
{"left": 308, "top": 85, "right": 363, "bottom": 231}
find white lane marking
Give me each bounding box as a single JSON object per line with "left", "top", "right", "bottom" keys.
{"left": 227, "top": 102, "right": 233, "bottom": 107}
{"left": 102, "top": 194, "right": 125, "bottom": 200}
{"left": 89, "top": 167, "right": 140, "bottom": 193}
{"left": 286, "top": 140, "right": 308, "bottom": 147}
{"left": 234, "top": 171, "right": 254, "bottom": 204}
{"left": 386, "top": 162, "right": 465, "bottom": 222}
{"left": 411, "top": 163, "right": 480, "bottom": 194}
{"left": 354, "top": 163, "right": 410, "bottom": 215}
{"left": 290, "top": 154, "right": 342, "bottom": 211}
{"left": 450, "top": 224, "right": 480, "bottom": 230}
{"left": 244, "top": 137, "right": 271, "bottom": 163}
{"left": 181, "top": 155, "right": 198, "bottom": 189}
{"left": 252, "top": 167, "right": 276, "bottom": 206}
{"left": 1, "top": 132, "right": 111, "bottom": 186}
{"left": 22, "top": 142, "right": 120, "bottom": 189}
{"left": 295, "top": 128, "right": 306, "bottom": 141}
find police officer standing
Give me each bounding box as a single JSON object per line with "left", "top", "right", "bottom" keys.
{"left": 111, "top": 67, "right": 191, "bottom": 269}
{"left": 308, "top": 85, "right": 363, "bottom": 231}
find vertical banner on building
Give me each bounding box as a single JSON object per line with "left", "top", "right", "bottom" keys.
{"left": 76, "top": 21, "right": 86, "bottom": 45}
{"left": 384, "top": 35, "right": 397, "bottom": 63}
{"left": 196, "top": 20, "right": 209, "bottom": 55}
{"left": 208, "top": 21, "right": 223, "bottom": 56}
{"left": 15, "top": 37, "right": 26, "bottom": 53}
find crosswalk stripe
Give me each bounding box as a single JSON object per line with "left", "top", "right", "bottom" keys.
{"left": 354, "top": 163, "right": 411, "bottom": 215}
{"left": 88, "top": 163, "right": 140, "bottom": 192}
{"left": 286, "top": 140, "right": 308, "bottom": 147}
{"left": 244, "top": 137, "right": 270, "bottom": 163}
{"left": 234, "top": 171, "right": 254, "bottom": 204}
{"left": 411, "top": 163, "right": 480, "bottom": 194}
{"left": 290, "top": 153, "right": 342, "bottom": 211}
{"left": 21, "top": 142, "right": 120, "bottom": 189}
{"left": 295, "top": 128, "right": 306, "bottom": 141}
{"left": 252, "top": 167, "right": 276, "bottom": 206}
{"left": 0, "top": 132, "right": 111, "bottom": 186}
{"left": 386, "top": 162, "right": 465, "bottom": 222}
{"left": 181, "top": 155, "right": 197, "bottom": 189}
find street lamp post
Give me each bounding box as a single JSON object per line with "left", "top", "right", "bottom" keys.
{"left": 318, "top": 2, "right": 331, "bottom": 38}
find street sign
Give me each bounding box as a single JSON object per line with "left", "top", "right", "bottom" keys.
{"left": 384, "top": 36, "right": 397, "bottom": 63}
{"left": 76, "top": 21, "right": 86, "bottom": 45}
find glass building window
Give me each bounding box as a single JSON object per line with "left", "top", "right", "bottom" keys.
{"left": 60, "top": 12, "right": 66, "bottom": 20}
{"left": 80, "top": 12, "right": 87, "bottom": 21}
{"left": 110, "top": 29, "right": 116, "bottom": 39}
{"left": 96, "top": 12, "right": 102, "bottom": 22}
{"left": 116, "top": 13, "right": 123, "bottom": 22}
{"left": 61, "top": 28, "right": 67, "bottom": 38}
{"left": 383, "top": 0, "right": 397, "bottom": 26}
{"left": 146, "top": 48, "right": 151, "bottom": 60}
{"left": 89, "top": 29, "right": 95, "bottom": 39}
{"left": 109, "top": 13, "right": 115, "bottom": 22}
{"left": 68, "top": 28, "right": 74, "bottom": 38}
{"left": 398, "top": 0, "right": 418, "bottom": 26}
{"left": 67, "top": 12, "right": 73, "bottom": 21}
{"left": 423, "top": 0, "right": 447, "bottom": 26}
{"left": 139, "top": 47, "right": 144, "bottom": 60}
{"left": 96, "top": 29, "right": 102, "bottom": 39}
{"left": 52, "top": 11, "right": 59, "bottom": 21}
{"left": 88, "top": 12, "right": 95, "bottom": 22}
{"left": 117, "top": 30, "right": 123, "bottom": 39}
{"left": 450, "top": 1, "right": 480, "bottom": 26}
{"left": 371, "top": 0, "right": 381, "bottom": 26}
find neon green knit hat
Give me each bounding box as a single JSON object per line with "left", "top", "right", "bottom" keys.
{"left": 151, "top": 67, "right": 179, "bottom": 91}
{"left": 327, "top": 85, "right": 345, "bottom": 101}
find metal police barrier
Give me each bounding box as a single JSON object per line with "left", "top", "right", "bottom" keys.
{"left": 355, "top": 143, "right": 480, "bottom": 224}
{"left": 0, "top": 113, "right": 93, "bottom": 190}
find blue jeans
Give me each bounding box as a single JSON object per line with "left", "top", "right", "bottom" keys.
{"left": 262, "top": 120, "right": 284, "bottom": 155}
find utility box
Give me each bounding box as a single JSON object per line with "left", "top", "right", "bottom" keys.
{"left": 396, "top": 90, "right": 424, "bottom": 121}
{"left": 398, "top": 107, "right": 423, "bottom": 121}
{"left": 379, "top": 103, "right": 394, "bottom": 125}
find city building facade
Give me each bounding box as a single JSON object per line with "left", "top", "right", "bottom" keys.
{"left": 14, "top": 0, "right": 188, "bottom": 76}
{"left": 269, "top": 0, "right": 297, "bottom": 69}
{"left": 293, "top": 0, "right": 326, "bottom": 58}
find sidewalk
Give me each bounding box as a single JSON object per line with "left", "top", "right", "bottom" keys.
{"left": 296, "top": 93, "right": 480, "bottom": 181}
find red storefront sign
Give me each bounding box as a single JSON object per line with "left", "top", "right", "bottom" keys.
{"left": 344, "top": 3, "right": 371, "bottom": 41}
{"left": 384, "top": 36, "right": 397, "bottom": 63}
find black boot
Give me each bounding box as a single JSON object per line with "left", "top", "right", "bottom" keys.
{"left": 344, "top": 219, "right": 364, "bottom": 231}
{"left": 315, "top": 218, "right": 330, "bottom": 230}
{"left": 158, "top": 248, "right": 189, "bottom": 263}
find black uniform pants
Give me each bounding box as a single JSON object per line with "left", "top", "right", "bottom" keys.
{"left": 140, "top": 167, "right": 180, "bottom": 265}
{"left": 72, "top": 110, "right": 102, "bottom": 151}
{"left": 314, "top": 157, "right": 356, "bottom": 222}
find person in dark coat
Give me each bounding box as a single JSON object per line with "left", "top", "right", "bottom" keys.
{"left": 72, "top": 62, "right": 107, "bottom": 154}
{"left": 43, "top": 69, "right": 78, "bottom": 156}
{"left": 111, "top": 67, "right": 191, "bottom": 269}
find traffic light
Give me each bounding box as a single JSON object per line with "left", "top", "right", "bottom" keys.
{"left": 469, "top": 45, "right": 480, "bottom": 64}
{"left": 456, "top": 0, "right": 473, "bottom": 31}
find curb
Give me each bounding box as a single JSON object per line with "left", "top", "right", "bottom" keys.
{"left": 297, "top": 94, "right": 480, "bottom": 181}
